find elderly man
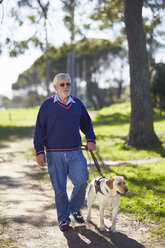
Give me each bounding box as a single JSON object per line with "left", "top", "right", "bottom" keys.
{"left": 34, "top": 73, "right": 96, "bottom": 232}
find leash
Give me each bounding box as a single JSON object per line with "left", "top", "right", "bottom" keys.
{"left": 80, "top": 145, "right": 112, "bottom": 196}
{"left": 90, "top": 150, "right": 104, "bottom": 177}
{"left": 80, "top": 145, "right": 112, "bottom": 178}
{"left": 80, "top": 145, "right": 96, "bottom": 178}
{"left": 96, "top": 147, "right": 112, "bottom": 177}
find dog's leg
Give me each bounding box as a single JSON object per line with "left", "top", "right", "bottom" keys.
{"left": 111, "top": 206, "right": 118, "bottom": 233}
{"left": 99, "top": 205, "right": 105, "bottom": 231}
{"left": 87, "top": 184, "right": 96, "bottom": 222}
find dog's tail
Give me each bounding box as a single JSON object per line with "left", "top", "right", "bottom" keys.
{"left": 87, "top": 181, "right": 96, "bottom": 207}
{"left": 88, "top": 183, "right": 93, "bottom": 193}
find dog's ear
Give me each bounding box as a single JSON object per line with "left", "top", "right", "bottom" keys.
{"left": 106, "top": 177, "right": 114, "bottom": 189}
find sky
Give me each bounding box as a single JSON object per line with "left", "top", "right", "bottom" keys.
{"left": 0, "top": 51, "right": 42, "bottom": 98}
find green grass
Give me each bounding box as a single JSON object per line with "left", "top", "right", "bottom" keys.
{"left": 0, "top": 215, "right": 19, "bottom": 248}
{"left": 89, "top": 102, "right": 165, "bottom": 160}
{"left": 0, "top": 107, "right": 39, "bottom": 126}
{"left": 0, "top": 107, "right": 39, "bottom": 141}
{"left": 0, "top": 237, "right": 19, "bottom": 248}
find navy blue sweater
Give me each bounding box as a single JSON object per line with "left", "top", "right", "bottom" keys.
{"left": 34, "top": 96, "right": 96, "bottom": 155}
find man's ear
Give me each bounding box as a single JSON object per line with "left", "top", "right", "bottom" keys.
{"left": 54, "top": 84, "right": 57, "bottom": 92}
{"left": 106, "top": 177, "right": 114, "bottom": 190}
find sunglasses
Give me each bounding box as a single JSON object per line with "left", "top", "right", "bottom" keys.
{"left": 59, "top": 82, "right": 71, "bottom": 87}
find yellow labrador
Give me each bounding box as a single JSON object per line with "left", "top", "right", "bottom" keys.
{"left": 87, "top": 176, "right": 128, "bottom": 232}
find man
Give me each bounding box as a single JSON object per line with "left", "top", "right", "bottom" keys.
{"left": 34, "top": 73, "right": 96, "bottom": 232}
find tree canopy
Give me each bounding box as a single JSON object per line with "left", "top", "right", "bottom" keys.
{"left": 12, "top": 38, "right": 122, "bottom": 107}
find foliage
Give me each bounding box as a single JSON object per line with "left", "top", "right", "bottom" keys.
{"left": 61, "top": 0, "right": 81, "bottom": 41}
{"left": 152, "top": 63, "right": 165, "bottom": 111}
{"left": 1, "top": 0, "right": 91, "bottom": 56}
{"left": 90, "top": 0, "right": 165, "bottom": 51}
{"left": 4, "top": 0, "right": 50, "bottom": 57}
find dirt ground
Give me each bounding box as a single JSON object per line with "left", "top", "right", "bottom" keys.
{"left": 0, "top": 138, "right": 165, "bottom": 248}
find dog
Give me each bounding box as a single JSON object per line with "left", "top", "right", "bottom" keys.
{"left": 87, "top": 176, "right": 128, "bottom": 232}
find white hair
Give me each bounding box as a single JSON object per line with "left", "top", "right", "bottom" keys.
{"left": 53, "top": 73, "right": 71, "bottom": 85}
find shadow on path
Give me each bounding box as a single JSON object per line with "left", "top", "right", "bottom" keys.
{"left": 63, "top": 224, "right": 145, "bottom": 248}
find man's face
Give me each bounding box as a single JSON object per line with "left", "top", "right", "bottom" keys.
{"left": 54, "top": 78, "right": 71, "bottom": 99}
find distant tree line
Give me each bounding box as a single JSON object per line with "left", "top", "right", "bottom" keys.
{"left": 12, "top": 38, "right": 126, "bottom": 109}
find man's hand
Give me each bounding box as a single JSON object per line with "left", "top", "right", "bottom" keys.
{"left": 36, "top": 153, "right": 46, "bottom": 167}
{"left": 86, "top": 142, "right": 96, "bottom": 151}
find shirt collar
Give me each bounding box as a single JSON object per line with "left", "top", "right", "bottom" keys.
{"left": 54, "top": 94, "right": 75, "bottom": 105}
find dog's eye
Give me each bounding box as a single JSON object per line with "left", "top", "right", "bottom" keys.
{"left": 118, "top": 182, "right": 121, "bottom": 186}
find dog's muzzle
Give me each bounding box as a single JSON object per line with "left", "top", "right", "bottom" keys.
{"left": 117, "top": 187, "right": 128, "bottom": 196}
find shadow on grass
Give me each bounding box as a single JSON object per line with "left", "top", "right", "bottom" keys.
{"left": 94, "top": 109, "right": 165, "bottom": 126}
{"left": 0, "top": 125, "right": 34, "bottom": 141}
{"left": 153, "top": 111, "right": 165, "bottom": 122}
{"left": 93, "top": 113, "right": 130, "bottom": 126}
{"left": 96, "top": 134, "right": 127, "bottom": 142}
{"left": 120, "top": 143, "right": 165, "bottom": 158}
{"left": 145, "top": 143, "right": 165, "bottom": 157}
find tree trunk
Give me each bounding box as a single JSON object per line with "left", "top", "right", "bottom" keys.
{"left": 124, "top": 0, "right": 161, "bottom": 148}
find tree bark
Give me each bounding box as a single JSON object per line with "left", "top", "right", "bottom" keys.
{"left": 124, "top": 0, "right": 161, "bottom": 148}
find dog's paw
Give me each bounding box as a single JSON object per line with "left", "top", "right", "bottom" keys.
{"left": 110, "top": 226, "right": 117, "bottom": 233}
{"left": 100, "top": 225, "right": 105, "bottom": 232}
{"left": 86, "top": 215, "right": 91, "bottom": 222}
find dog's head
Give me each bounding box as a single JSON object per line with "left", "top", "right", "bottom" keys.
{"left": 106, "top": 176, "right": 128, "bottom": 196}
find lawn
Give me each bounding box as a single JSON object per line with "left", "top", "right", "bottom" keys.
{"left": 0, "top": 102, "right": 165, "bottom": 237}
{"left": 90, "top": 102, "right": 165, "bottom": 160}
{"left": 0, "top": 107, "right": 38, "bottom": 141}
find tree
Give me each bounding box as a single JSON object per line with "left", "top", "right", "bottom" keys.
{"left": 61, "top": 0, "right": 77, "bottom": 95}
{"left": 124, "top": 0, "right": 161, "bottom": 148}
{"left": 62, "top": 0, "right": 79, "bottom": 42}
{"left": 152, "top": 63, "right": 165, "bottom": 114}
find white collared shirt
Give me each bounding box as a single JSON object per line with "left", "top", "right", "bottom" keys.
{"left": 54, "top": 94, "right": 75, "bottom": 105}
